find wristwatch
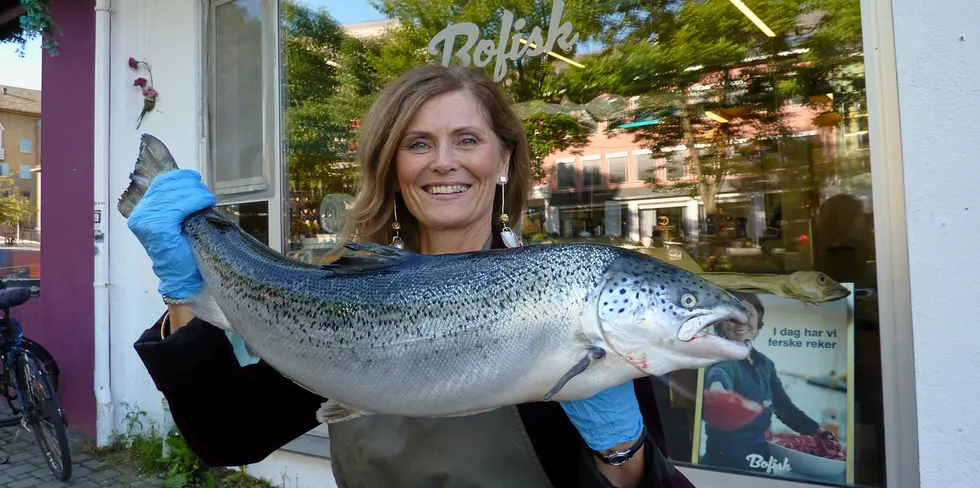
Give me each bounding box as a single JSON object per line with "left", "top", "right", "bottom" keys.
{"left": 593, "top": 427, "right": 647, "bottom": 466}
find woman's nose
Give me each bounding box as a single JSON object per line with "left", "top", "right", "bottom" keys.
{"left": 430, "top": 143, "right": 459, "bottom": 173}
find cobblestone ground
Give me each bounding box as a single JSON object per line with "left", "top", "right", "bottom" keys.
{"left": 0, "top": 406, "right": 162, "bottom": 488}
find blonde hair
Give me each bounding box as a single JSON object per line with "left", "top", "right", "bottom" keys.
{"left": 334, "top": 64, "right": 532, "bottom": 253}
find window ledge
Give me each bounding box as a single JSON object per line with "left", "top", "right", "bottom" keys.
{"left": 279, "top": 432, "right": 331, "bottom": 459}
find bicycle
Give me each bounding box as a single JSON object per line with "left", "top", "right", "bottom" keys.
{"left": 0, "top": 285, "right": 72, "bottom": 481}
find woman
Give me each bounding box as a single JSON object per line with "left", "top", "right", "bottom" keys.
{"left": 129, "top": 64, "right": 694, "bottom": 488}
{"left": 701, "top": 291, "right": 838, "bottom": 473}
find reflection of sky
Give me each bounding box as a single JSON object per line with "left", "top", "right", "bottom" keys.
{"left": 291, "top": 0, "right": 602, "bottom": 52}
{"left": 294, "top": 0, "right": 386, "bottom": 24}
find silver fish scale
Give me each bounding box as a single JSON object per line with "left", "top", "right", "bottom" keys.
{"left": 183, "top": 213, "right": 635, "bottom": 414}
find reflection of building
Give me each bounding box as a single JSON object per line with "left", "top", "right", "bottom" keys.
{"left": 0, "top": 86, "right": 41, "bottom": 242}
{"left": 532, "top": 75, "right": 872, "bottom": 272}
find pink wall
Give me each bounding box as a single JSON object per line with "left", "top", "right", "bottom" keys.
{"left": 39, "top": 0, "right": 96, "bottom": 437}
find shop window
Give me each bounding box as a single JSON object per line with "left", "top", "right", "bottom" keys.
{"left": 556, "top": 159, "right": 576, "bottom": 190}
{"left": 582, "top": 157, "right": 601, "bottom": 188}
{"left": 635, "top": 151, "right": 656, "bottom": 184}
{"left": 207, "top": 0, "right": 277, "bottom": 199}
{"left": 607, "top": 154, "right": 627, "bottom": 185}
{"left": 275, "top": 1, "right": 892, "bottom": 486}
{"left": 665, "top": 150, "right": 687, "bottom": 181}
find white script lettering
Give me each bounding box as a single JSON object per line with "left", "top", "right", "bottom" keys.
{"left": 427, "top": 0, "right": 580, "bottom": 82}
{"left": 745, "top": 454, "right": 792, "bottom": 474}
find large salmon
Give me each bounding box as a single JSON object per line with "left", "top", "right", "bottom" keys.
{"left": 119, "top": 134, "right": 751, "bottom": 423}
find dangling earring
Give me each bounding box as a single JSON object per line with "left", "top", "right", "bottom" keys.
{"left": 498, "top": 175, "right": 521, "bottom": 248}
{"left": 390, "top": 200, "right": 405, "bottom": 249}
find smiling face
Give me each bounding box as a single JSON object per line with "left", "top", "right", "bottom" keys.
{"left": 394, "top": 89, "right": 512, "bottom": 236}
{"left": 722, "top": 298, "right": 761, "bottom": 342}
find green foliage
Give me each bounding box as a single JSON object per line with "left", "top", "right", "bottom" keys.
{"left": 83, "top": 403, "right": 273, "bottom": 488}
{"left": 522, "top": 113, "right": 593, "bottom": 181}
{"left": 1, "top": 0, "right": 60, "bottom": 57}
{"left": 0, "top": 175, "right": 36, "bottom": 228}
{"left": 282, "top": 0, "right": 604, "bottom": 198}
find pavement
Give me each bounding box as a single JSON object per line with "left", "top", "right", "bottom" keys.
{"left": 0, "top": 407, "right": 162, "bottom": 488}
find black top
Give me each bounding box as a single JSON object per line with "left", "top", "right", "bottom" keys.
{"left": 132, "top": 236, "right": 696, "bottom": 488}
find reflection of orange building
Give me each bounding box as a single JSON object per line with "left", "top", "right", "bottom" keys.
{"left": 0, "top": 86, "right": 41, "bottom": 237}
{"left": 532, "top": 71, "right": 870, "bottom": 265}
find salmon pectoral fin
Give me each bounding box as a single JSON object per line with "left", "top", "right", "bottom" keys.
{"left": 317, "top": 400, "right": 368, "bottom": 424}
{"left": 543, "top": 346, "right": 606, "bottom": 401}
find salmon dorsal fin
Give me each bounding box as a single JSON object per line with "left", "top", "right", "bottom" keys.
{"left": 319, "top": 242, "right": 421, "bottom": 275}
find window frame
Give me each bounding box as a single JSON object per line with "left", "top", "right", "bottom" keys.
{"left": 606, "top": 152, "right": 628, "bottom": 186}
{"left": 581, "top": 154, "right": 602, "bottom": 188}
{"left": 203, "top": 0, "right": 285, "bottom": 253}
{"left": 676, "top": 0, "right": 921, "bottom": 485}
{"left": 205, "top": 0, "right": 920, "bottom": 484}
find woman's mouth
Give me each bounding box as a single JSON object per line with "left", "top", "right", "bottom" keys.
{"left": 423, "top": 184, "right": 471, "bottom": 199}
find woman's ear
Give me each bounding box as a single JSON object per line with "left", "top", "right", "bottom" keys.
{"left": 500, "top": 147, "right": 513, "bottom": 181}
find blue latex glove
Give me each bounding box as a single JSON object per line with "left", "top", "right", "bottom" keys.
{"left": 560, "top": 380, "right": 644, "bottom": 451}
{"left": 127, "top": 169, "right": 216, "bottom": 300}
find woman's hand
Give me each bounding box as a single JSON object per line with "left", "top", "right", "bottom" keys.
{"left": 128, "top": 169, "right": 215, "bottom": 301}
{"left": 814, "top": 427, "right": 840, "bottom": 445}
{"left": 560, "top": 381, "right": 646, "bottom": 487}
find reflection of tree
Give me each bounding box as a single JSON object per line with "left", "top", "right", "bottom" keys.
{"left": 368, "top": 0, "right": 602, "bottom": 180}
{"left": 281, "top": 1, "right": 383, "bottom": 237}
{"left": 0, "top": 176, "right": 36, "bottom": 228}
{"left": 553, "top": 1, "right": 867, "bottom": 224}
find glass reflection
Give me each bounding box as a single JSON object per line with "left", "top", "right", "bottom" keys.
{"left": 279, "top": 0, "right": 881, "bottom": 486}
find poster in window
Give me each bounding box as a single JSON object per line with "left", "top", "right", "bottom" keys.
{"left": 690, "top": 284, "right": 855, "bottom": 485}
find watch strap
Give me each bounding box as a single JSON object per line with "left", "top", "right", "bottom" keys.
{"left": 592, "top": 427, "right": 648, "bottom": 466}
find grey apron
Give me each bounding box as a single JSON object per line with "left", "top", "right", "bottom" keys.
{"left": 326, "top": 235, "right": 555, "bottom": 488}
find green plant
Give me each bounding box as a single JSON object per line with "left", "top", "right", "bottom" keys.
{"left": 3, "top": 0, "right": 60, "bottom": 57}
{"left": 83, "top": 402, "right": 277, "bottom": 488}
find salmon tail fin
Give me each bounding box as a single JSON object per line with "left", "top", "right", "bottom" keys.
{"left": 117, "top": 133, "right": 181, "bottom": 219}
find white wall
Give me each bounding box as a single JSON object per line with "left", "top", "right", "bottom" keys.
{"left": 107, "top": 0, "right": 206, "bottom": 428}
{"left": 104, "top": 2, "right": 338, "bottom": 486}
{"left": 245, "top": 451, "right": 339, "bottom": 488}
{"left": 891, "top": 1, "right": 980, "bottom": 487}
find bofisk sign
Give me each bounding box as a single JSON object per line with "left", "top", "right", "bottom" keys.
{"left": 427, "top": 0, "right": 580, "bottom": 82}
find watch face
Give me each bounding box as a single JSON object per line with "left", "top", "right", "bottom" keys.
{"left": 607, "top": 453, "right": 631, "bottom": 465}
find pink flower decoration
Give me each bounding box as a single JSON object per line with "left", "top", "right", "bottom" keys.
{"left": 128, "top": 57, "right": 139, "bottom": 70}
{"left": 133, "top": 77, "right": 147, "bottom": 87}
{"left": 142, "top": 87, "right": 158, "bottom": 99}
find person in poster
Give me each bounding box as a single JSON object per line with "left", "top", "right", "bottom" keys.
{"left": 699, "top": 291, "right": 840, "bottom": 474}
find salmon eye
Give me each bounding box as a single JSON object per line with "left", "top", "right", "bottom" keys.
{"left": 680, "top": 293, "right": 697, "bottom": 309}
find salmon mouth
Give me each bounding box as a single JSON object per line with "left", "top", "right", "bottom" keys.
{"left": 677, "top": 308, "right": 750, "bottom": 344}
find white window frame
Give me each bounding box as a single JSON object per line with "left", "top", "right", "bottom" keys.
{"left": 605, "top": 151, "right": 628, "bottom": 186}
{"left": 677, "top": 0, "right": 920, "bottom": 485}
{"left": 192, "top": 0, "right": 920, "bottom": 481}
{"left": 580, "top": 154, "right": 601, "bottom": 188}
{"left": 555, "top": 157, "right": 577, "bottom": 190}
{"left": 202, "top": 0, "right": 284, "bottom": 253}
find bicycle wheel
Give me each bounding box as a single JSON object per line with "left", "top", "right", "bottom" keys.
{"left": 19, "top": 338, "right": 59, "bottom": 393}
{"left": 17, "top": 351, "right": 71, "bottom": 481}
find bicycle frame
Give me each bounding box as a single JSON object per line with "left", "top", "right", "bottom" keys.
{"left": 0, "top": 295, "right": 49, "bottom": 427}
